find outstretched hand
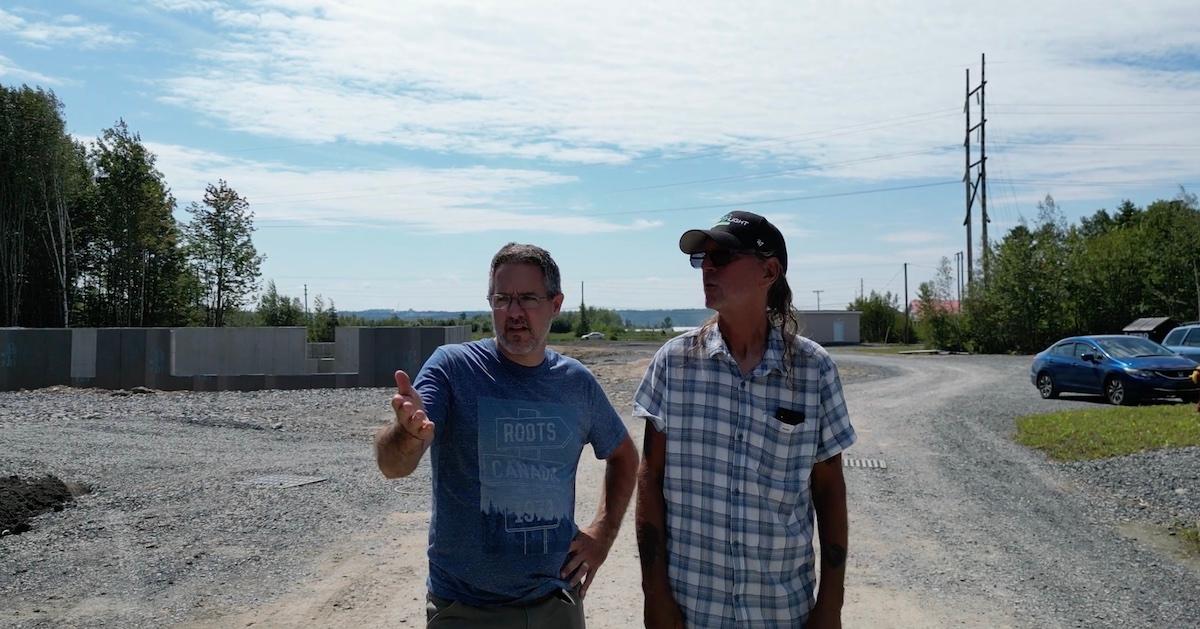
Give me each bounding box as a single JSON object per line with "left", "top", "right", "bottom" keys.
{"left": 391, "top": 370, "right": 435, "bottom": 443}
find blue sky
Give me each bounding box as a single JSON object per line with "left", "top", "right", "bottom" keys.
{"left": 2, "top": 1, "right": 1198, "bottom": 312}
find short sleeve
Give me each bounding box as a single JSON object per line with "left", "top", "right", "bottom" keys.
{"left": 815, "top": 354, "right": 856, "bottom": 462}
{"left": 586, "top": 376, "right": 629, "bottom": 459}
{"left": 413, "top": 346, "right": 452, "bottom": 429}
{"left": 633, "top": 346, "right": 669, "bottom": 433}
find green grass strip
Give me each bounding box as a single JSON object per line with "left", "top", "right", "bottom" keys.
{"left": 1016, "top": 404, "right": 1200, "bottom": 461}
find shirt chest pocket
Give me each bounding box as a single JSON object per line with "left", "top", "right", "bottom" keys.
{"left": 748, "top": 404, "right": 820, "bottom": 512}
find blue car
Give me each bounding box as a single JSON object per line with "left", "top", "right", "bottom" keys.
{"left": 1162, "top": 323, "right": 1200, "bottom": 362}
{"left": 1030, "top": 335, "right": 1200, "bottom": 405}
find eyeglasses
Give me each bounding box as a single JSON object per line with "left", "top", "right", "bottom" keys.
{"left": 486, "top": 293, "right": 551, "bottom": 310}
{"left": 689, "top": 249, "right": 759, "bottom": 269}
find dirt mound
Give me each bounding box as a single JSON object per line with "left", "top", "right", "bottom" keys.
{"left": 0, "top": 474, "right": 87, "bottom": 535}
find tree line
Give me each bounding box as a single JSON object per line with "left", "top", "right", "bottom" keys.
{"left": 1, "top": 85, "right": 262, "bottom": 329}
{"left": 853, "top": 192, "right": 1200, "bottom": 353}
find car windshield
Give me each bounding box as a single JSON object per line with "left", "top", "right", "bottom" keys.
{"left": 1096, "top": 337, "right": 1174, "bottom": 358}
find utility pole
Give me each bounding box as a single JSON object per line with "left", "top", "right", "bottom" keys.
{"left": 1194, "top": 260, "right": 1199, "bottom": 321}
{"left": 860, "top": 278, "right": 864, "bottom": 301}
{"left": 964, "top": 52, "right": 990, "bottom": 288}
{"left": 579, "top": 281, "right": 589, "bottom": 333}
{"left": 954, "top": 251, "right": 963, "bottom": 303}
{"left": 813, "top": 290, "right": 824, "bottom": 311}
{"left": 304, "top": 284, "right": 309, "bottom": 321}
{"left": 903, "top": 263, "right": 910, "bottom": 344}
{"left": 980, "top": 53, "right": 990, "bottom": 283}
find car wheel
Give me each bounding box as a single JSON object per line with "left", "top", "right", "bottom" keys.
{"left": 1036, "top": 373, "right": 1058, "bottom": 399}
{"left": 1104, "top": 377, "right": 1133, "bottom": 406}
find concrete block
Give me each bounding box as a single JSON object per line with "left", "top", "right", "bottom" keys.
{"left": 341, "top": 326, "right": 470, "bottom": 388}
{"left": 264, "top": 373, "right": 338, "bottom": 390}
{"left": 171, "top": 327, "right": 307, "bottom": 376}
{"left": 192, "top": 374, "right": 219, "bottom": 392}
{"left": 274, "top": 327, "right": 307, "bottom": 375}
{"left": 170, "top": 328, "right": 213, "bottom": 376}
{"left": 216, "top": 374, "right": 267, "bottom": 391}
{"left": 447, "top": 326, "right": 471, "bottom": 345}
{"left": 94, "top": 328, "right": 172, "bottom": 390}
{"left": 70, "top": 328, "right": 97, "bottom": 378}
{"left": 0, "top": 328, "right": 71, "bottom": 391}
{"left": 228, "top": 328, "right": 257, "bottom": 373}
{"left": 361, "top": 327, "right": 423, "bottom": 387}
{"left": 334, "top": 327, "right": 360, "bottom": 374}
{"left": 307, "top": 342, "right": 335, "bottom": 360}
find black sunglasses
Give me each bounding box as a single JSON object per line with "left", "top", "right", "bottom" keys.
{"left": 689, "top": 249, "right": 758, "bottom": 269}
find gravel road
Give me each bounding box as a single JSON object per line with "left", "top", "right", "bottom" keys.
{"left": 0, "top": 343, "right": 1196, "bottom": 628}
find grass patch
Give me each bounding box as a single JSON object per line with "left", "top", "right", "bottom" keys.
{"left": 1016, "top": 404, "right": 1200, "bottom": 461}
{"left": 1180, "top": 525, "right": 1200, "bottom": 555}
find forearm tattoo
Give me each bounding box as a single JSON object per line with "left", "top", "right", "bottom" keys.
{"left": 822, "top": 543, "right": 847, "bottom": 569}
{"left": 637, "top": 523, "right": 662, "bottom": 569}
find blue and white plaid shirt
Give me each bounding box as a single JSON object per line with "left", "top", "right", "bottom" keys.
{"left": 634, "top": 324, "right": 856, "bottom": 628}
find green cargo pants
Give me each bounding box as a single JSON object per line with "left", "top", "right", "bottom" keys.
{"left": 426, "top": 589, "right": 585, "bottom": 629}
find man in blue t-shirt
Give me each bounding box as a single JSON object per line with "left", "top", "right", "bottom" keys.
{"left": 374, "top": 242, "right": 638, "bottom": 628}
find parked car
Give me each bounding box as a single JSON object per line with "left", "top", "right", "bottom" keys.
{"left": 1030, "top": 335, "right": 1200, "bottom": 405}
{"left": 1161, "top": 322, "right": 1200, "bottom": 362}
{"left": 579, "top": 332, "right": 606, "bottom": 340}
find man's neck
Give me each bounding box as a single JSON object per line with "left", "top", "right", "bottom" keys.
{"left": 496, "top": 341, "right": 547, "bottom": 367}
{"left": 716, "top": 306, "right": 770, "bottom": 369}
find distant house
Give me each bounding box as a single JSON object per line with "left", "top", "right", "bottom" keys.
{"left": 1122, "top": 317, "right": 1176, "bottom": 344}
{"left": 909, "top": 299, "right": 961, "bottom": 319}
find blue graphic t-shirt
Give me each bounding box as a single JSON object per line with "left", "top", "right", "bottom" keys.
{"left": 414, "top": 339, "right": 629, "bottom": 606}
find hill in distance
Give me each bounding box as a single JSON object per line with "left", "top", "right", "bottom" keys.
{"left": 344, "top": 308, "right": 716, "bottom": 327}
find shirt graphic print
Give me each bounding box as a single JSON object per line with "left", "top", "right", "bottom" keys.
{"left": 477, "top": 396, "right": 581, "bottom": 556}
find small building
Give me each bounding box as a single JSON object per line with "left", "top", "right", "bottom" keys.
{"left": 798, "top": 310, "right": 861, "bottom": 345}
{"left": 1122, "top": 317, "right": 1176, "bottom": 344}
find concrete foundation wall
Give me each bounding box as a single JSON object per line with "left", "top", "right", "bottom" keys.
{"left": 171, "top": 327, "right": 307, "bottom": 376}
{"left": 70, "top": 328, "right": 97, "bottom": 378}
{"left": 0, "top": 328, "right": 72, "bottom": 391}
{"left": 307, "top": 342, "right": 335, "bottom": 359}
{"left": 94, "top": 328, "right": 180, "bottom": 390}
{"left": 334, "top": 327, "right": 359, "bottom": 374}
{"left": 348, "top": 326, "right": 470, "bottom": 387}
{"left": 2, "top": 325, "right": 468, "bottom": 392}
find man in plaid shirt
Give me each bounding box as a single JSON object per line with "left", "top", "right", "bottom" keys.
{"left": 634, "top": 211, "right": 856, "bottom": 629}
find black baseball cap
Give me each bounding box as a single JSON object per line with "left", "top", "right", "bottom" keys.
{"left": 679, "top": 210, "right": 788, "bottom": 271}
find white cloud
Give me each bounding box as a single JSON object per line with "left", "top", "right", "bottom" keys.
{"left": 0, "top": 54, "right": 62, "bottom": 85}
{"left": 148, "top": 0, "right": 222, "bottom": 11}
{"left": 0, "top": 8, "right": 133, "bottom": 49}
{"left": 147, "top": 0, "right": 1200, "bottom": 187}
{"left": 146, "top": 142, "right": 656, "bottom": 234}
